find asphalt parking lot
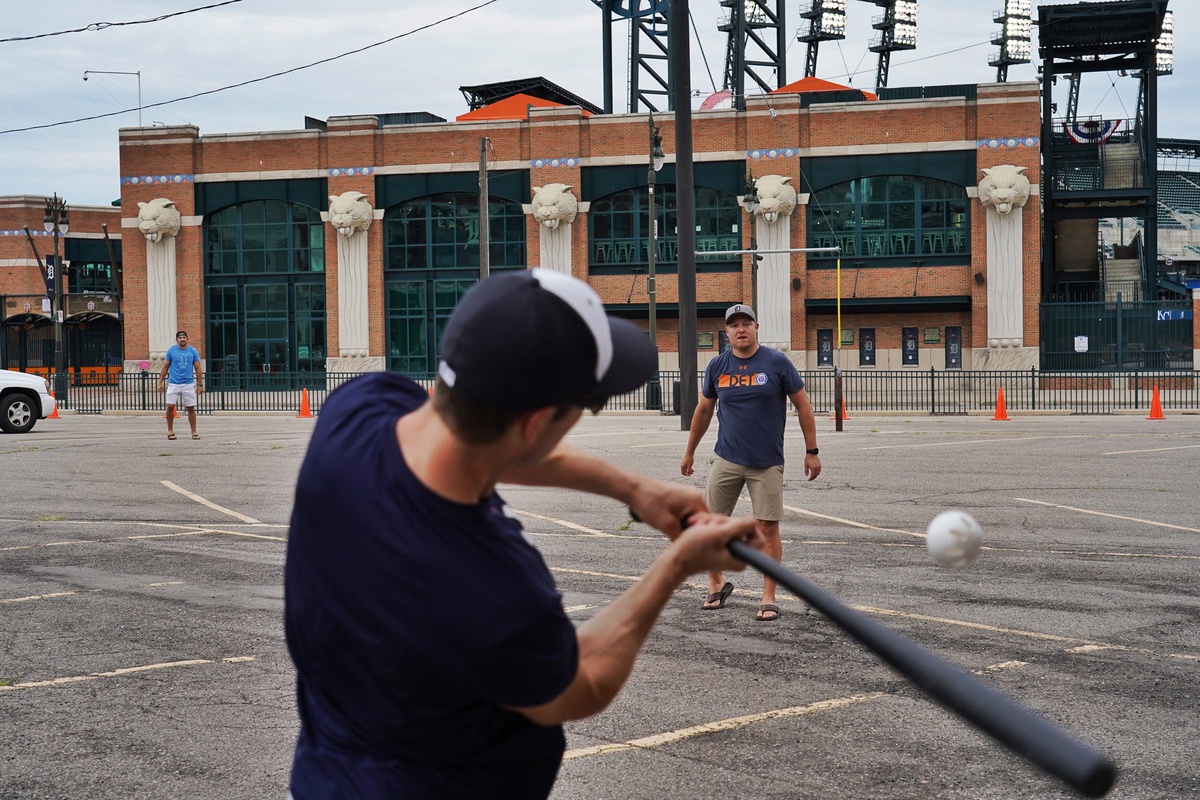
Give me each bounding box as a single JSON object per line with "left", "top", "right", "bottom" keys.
{"left": 1, "top": 408, "right": 1198, "bottom": 799}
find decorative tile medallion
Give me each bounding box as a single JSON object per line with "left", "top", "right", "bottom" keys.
{"left": 747, "top": 148, "right": 799, "bottom": 160}
{"left": 121, "top": 174, "right": 194, "bottom": 185}
{"left": 977, "top": 137, "right": 1039, "bottom": 149}
{"left": 530, "top": 157, "right": 581, "bottom": 168}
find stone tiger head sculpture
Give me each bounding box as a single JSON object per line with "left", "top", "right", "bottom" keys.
{"left": 329, "top": 191, "right": 374, "bottom": 236}
{"left": 754, "top": 174, "right": 798, "bottom": 224}
{"left": 978, "top": 165, "right": 1031, "bottom": 215}
{"left": 137, "top": 198, "right": 182, "bottom": 242}
{"left": 531, "top": 183, "right": 579, "bottom": 230}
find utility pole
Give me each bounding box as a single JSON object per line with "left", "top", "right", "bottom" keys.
{"left": 478, "top": 138, "right": 490, "bottom": 279}
{"left": 671, "top": 0, "right": 698, "bottom": 429}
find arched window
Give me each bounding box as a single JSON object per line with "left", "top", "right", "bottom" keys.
{"left": 589, "top": 186, "right": 741, "bottom": 273}
{"left": 809, "top": 176, "right": 969, "bottom": 261}
{"left": 382, "top": 193, "right": 525, "bottom": 374}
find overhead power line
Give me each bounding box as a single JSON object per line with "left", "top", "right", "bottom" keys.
{"left": 0, "top": 0, "right": 500, "bottom": 136}
{"left": 0, "top": 0, "right": 246, "bottom": 44}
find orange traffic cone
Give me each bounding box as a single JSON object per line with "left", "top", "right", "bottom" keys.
{"left": 48, "top": 388, "right": 60, "bottom": 419}
{"left": 827, "top": 397, "right": 852, "bottom": 421}
{"left": 297, "top": 388, "right": 313, "bottom": 418}
{"left": 1146, "top": 385, "right": 1166, "bottom": 420}
{"left": 992, "top": 387, "right": 1009, "bottom": 421}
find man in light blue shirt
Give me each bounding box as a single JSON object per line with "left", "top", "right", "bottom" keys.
{"left": 158, "top": 330, "right": 204, "bottom": 440}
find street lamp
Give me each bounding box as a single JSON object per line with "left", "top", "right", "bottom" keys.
{"left": 43, "top": 194, "right": 69, "bottom": 405}
{"left": 83, "top": 69, "right": 142, "bottom": 127}
{"left": 646, "top": 114, "right": 666, "bottom": 410}
{"left": 741, "top": 172, "right": 762, "bottom": 309}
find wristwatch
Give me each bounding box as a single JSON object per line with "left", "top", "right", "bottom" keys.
{"left": 806, "top": 448, "right": 819, "bottom": 455}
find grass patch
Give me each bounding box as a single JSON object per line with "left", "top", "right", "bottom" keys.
{"left": 36, "top": 515, "right": 65, "bottom": 521}
{"left": 0, "top": 676, "right": 22, "bottom": 687}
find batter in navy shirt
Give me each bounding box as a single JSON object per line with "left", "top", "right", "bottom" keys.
{"left": 285, "top": 372, "right": 579, "bottom": 799}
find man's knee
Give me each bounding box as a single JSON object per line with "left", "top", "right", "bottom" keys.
{"left": 757, "top": 519, "right": 781, "bottom": 539}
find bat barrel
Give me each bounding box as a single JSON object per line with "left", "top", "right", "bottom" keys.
{"left": 726, "top": 540, "right": 1116, "bottom": 797}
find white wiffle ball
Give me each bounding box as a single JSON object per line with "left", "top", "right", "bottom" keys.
{"left": 925, "top": 510, "right": 983, "bottom": 568}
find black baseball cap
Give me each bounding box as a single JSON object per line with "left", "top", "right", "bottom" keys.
{"left": 725, "top": 303, "right": 756, "bottom": 323}
{"left": 438, "top": 269, "right": 658, "bottom": 410}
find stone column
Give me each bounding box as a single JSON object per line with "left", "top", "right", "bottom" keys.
{"left": 526, "top": 183, "right": 579, "bottom": 274}
{"left": 748, "top": 175, "right": 798, "bottom": 350}
{"left": 974, "top": 165, "right": 1038, "bottom": 370}
{"left": 325, "top": 192, "right": 383, "bottom": 373}
{"left": 137, "top": 198, "right": 183, "bottom": 365}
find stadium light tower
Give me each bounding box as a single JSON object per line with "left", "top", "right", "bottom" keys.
{"left": 990, "top": 0, "right": 1032, "bottom": 83}
{"left": 798, "top": 0, "right": 848, "bottom": 78}
{"left": 860, "top": 0, "right": 918, "bottom": 93}
{"left": 1156, "top": 10, "right": 1174, "bottom": 75}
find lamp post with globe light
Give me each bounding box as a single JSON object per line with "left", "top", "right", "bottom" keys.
{"left": 645, "top": 114, "right": 666, "bottom": 409}
{"left": 44, "top": 194, "right": 69, "bottom": 405}
{"left": 741, "top": 172, "right": 761, "bottom": 309}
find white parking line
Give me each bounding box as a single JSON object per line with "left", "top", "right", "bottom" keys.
{"left": 0, "top": 656, "right": 256, "bottom": 692}
{"left": 1015, "top": 498, "right": 1200, "bottom": 534}
{"left": 508, "top": 508, "right": 613, "bottom": 537}
{"left": 783, "top": 504, "right": 925, "bottom": 539}
{"left": 161, "top": 480, "right": 261, "bottom": 524}
{"left": 563, "top": 693, "right": 886, "bottom": 760}
{"left": 1102, "top": 444, "right": 1200, "bottom": 456}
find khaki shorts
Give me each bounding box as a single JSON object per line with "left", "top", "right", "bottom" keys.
{"left": 165, "top": 383, "right": 197, "bottom": 408}
{"left": 704, "top": 456, "right": 785, "bottom": 521}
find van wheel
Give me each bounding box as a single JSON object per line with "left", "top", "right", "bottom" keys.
{"left": 0, "top": 393, "right": 37, "bottom": 433}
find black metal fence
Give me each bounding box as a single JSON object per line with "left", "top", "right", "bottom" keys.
{"left": 39, "top": 368, "right": 1200, "bottom": 416}
{"left": 650, "top": 369, "right": 1198, "bottom": 416}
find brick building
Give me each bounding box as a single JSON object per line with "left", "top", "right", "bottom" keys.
{"left": 4, "top": 79, "right": 1053, "bottom": 384}
{"left": 0, "top": 196, "right": 123, "bottom": 378}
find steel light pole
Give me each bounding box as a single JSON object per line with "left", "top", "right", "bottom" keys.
{"left": 646, "top": 114, "right": 666, "bottom": 410}
{"left": 43, "top": 194, "right": 69, "bottom": 405}
{"left": 741, "top": 172, "right": 761, "bottom": 308}
{"left": 83, "top": 69, "right": 142, "bottom": 127}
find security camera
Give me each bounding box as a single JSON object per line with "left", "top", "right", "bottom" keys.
{"left": 82, "top": 74, "right": 88, "bottom": 81}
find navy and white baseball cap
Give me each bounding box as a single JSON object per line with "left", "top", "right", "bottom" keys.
{"left": 725, "top": 303, "right": 756, "bottom": 323}
{"left": 438, "top": 269, "right": 658, "bottom": 410}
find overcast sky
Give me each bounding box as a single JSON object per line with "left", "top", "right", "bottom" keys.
{"left": 1, "top": 0, "right": 1194, "bottom": 207}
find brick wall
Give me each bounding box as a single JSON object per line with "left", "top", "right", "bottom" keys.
{"left": 108, "top": 83, "right": 1041, "bottom": 364}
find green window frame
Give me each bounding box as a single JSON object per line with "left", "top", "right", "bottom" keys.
{"left": 808, "top": 176, "right": 969, "bottom": 265}
{"left": 382, "top": 193, "right": 526, "bottom": 375}
{"left": 588, "top": 186, "right": 741, "bottom": 274}
{"left": 384, "top": 193, "right": 526, "bottom": 270}
{"left": 202, "top": 198, "right": 327, "bottom": 388}
{"left": 205, "top": 200, "right": 325, "bottom": 275}
{"left": 70, "top": 262, "right": 118, "bottom": 294}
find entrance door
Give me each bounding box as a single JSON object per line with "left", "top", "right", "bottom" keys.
{"left": 247, "top": 333, "right": 289, "bottom": 388}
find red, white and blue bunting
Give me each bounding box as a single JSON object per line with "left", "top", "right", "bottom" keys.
{"left": 1063, "top": 119, "right": 1122, "bottom": 144}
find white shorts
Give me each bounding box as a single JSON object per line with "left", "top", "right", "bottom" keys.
{"left": 165, "top": 382, "right": 197, "bottom": 408}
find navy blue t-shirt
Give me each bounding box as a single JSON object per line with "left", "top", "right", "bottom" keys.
{"left": 285, "top": 372, "right": 579, "bottom": 799}
{"left": 702, "top": 346, "right": 804, "bottom": 468}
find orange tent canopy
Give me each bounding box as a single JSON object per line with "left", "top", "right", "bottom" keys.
{"left": 456, "top": 92, "right": 593, "bottom": 122}
{"left": 770, "top": 76, "right": 877, "bottom": 101}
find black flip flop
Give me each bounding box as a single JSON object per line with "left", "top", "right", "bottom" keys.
{"left": 702, "top": 582, "right": 734, "bottom": 609}
{"left": 755, "top": 603, "right": 781, "bottom": 622}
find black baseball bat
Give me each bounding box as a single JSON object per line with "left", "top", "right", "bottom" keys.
{"left": 629, "top": 511, "right": 1116, "bottom": 796}
{"left": 725, "top": 539, "right": 1116, "bottom": 797}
